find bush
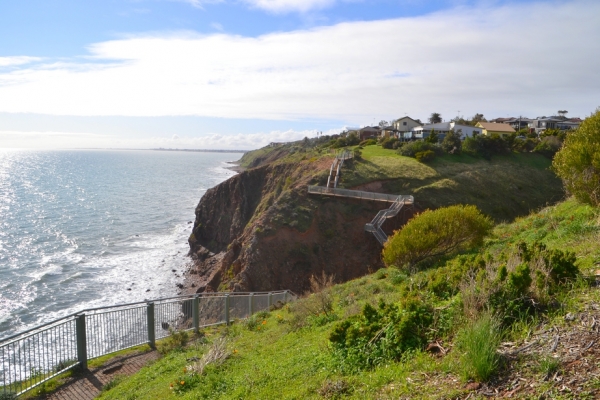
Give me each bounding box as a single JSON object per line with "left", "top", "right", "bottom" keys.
{"left": 359, "top": 139, "right": 377, "bottom": 146}
{"left": 158, "top": 328, "right": 190, "bottom": 354}
{"left": 553, "top": 109, "right": 600, "bottom": 206}
{"left": 381, "top": 137, "right": 399, "bottom": 149}
{"left": 415, "top": 150, "right": 436, "bottom": 163}
{"left": 382, "top": 205, "right": 493, "bottom": 269}
{"left": 397, "top": 141, "right": 442, "bottom": 158}
{"left": 463, "top": 134, "right": 510, "bottom": 159}
{"left": 534, "top": 136, "right": 562, "bottom": 158}
{"left": 329, "top": 298, "right": 433, "bottom": 371}
{"left": 456, "top": 313, "right": 502, "bottom": 382}
{"left": 441, "top": 130, "right": 462, "bottom": 154}
{"left": 460, "top": 242, "right": 578, "bottom": 323}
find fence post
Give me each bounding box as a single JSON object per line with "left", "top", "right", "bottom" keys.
{"left": 249, "top": 293, "right": 254, "bottom": 315}
{"left": 284, "top": 290, "right": 288, "bottom": 303}
{"left": 193, "top": 296, "right": 200, "bottom": 332}
{"left": 75, "top": 314, "right": 88, "bottom": 369}
{"left": 225, "top": 294, "right": 230, "bottom": 326}
{"left": 147, "top": 302, "right": 156, "bottom": 350}
{"left": 268, "top": 292, "right": 272, "bottom": 310}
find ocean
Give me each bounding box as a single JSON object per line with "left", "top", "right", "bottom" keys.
{"left": 0, "top": 149, "right": 240, "bottom": 339}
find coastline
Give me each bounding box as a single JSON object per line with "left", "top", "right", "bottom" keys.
{"left": 226, "top": 160, "right": 246, "bottom": 173}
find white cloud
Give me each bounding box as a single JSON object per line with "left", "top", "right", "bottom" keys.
{"left": 210, "top": 22, "right": 224, "bottom": 31}
{"left": 0, "top": 56, "right": 42, "bottom": 67}
{"left": 0, "top": 128, "right": 334, "bottom": 149}
{"left": 242, "top": 0, "right": 336, "bottom": 13}
{"left": 170, "top": 0, "right": 224, "bottom": 8}
{"left": 0, "top": 1, "right": 598, "bottom": 123}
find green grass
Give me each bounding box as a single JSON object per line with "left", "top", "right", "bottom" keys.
{"left": 455, "top": 313, "right": 502, "bottom": 382}
{"left": 341, "top": 147, "right": 563, "bottom": 222}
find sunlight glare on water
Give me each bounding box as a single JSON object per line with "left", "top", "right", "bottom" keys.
{"left": 0, "top": 149, "right": 240, "bottom": 338}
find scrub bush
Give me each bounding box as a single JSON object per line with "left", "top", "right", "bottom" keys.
{"left": 329, "top": 298, "right": 433, "bottom": 371}
{"left": 382, "top": 205, "right": 493, "bottom": 269}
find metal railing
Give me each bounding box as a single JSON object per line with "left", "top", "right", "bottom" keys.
{"left": 364, "top": 195, "right": 413, "bottom": 245}
{"left": 308, "top": 186, "right": 413, "bottom": 204}
{"left": 0, "top": 290, "right": 294, "bottom": 397}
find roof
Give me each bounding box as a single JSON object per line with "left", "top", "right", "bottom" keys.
{"left": 395, "top": 116, "right": 420, "bottom": 124}
{"left": 476, "top": 122, "right": 516, "bottom": 133}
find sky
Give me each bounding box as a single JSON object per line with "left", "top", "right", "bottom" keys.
{"left": 0, "top": 0, "right": 599, "bottom": 150}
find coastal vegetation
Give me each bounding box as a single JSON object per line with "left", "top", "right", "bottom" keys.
{"left": 98, "top": 197, "right": 600, "bottom": 399}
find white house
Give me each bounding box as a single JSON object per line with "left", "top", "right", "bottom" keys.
{"left": 411, "top": 122, "right": 481, "bottom": 140}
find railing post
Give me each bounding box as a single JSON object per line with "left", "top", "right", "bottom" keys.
{"left": 284, "top": 290, "right": 289, "bottom": 303}
{"left": 193, "top": 296, "right": 200, "bottom": 332}
{"left": 147, "top": 302, "right": 156, "bottom": 349}
{"left": 268, "top": 292, "right": 273, "bottom": 310}
{"left": 225, "top": 294, "right": 230, "bottom": 325}
{"left": 75, "top": 314, "right": 88, "bottom": 369}
{"left": 249, "top": 293, "right": 254, "bottom": 315}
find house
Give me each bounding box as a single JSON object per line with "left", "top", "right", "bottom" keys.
{"left": 475, "top": 122, "right": 516, "bottom": 137}
{"left": 380, "top": 126, "right": 398, "bottom": 139}
{"left": 393, "top": 117, "right": 422, "bottom": 132}
{"left": 411, "top": 122, "right": 481, "bottom": 140}
{"left": 528, "top": 117, "right": 580, "bottom": 134}
{"left": 358, "top": 126, "right": 381, "bottom": 141}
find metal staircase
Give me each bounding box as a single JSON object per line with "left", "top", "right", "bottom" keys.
{"left": 326, "top": 150, "right": 352, "bottom": 188}
{"left": 309, "top": 148, "right": 413, "bottom": 246}
{"left": 364, "top": 195, "right": 413, "bottom": 245}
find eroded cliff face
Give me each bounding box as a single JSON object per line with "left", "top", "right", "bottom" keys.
{"left": 185, "top": 157, "right": 412, "bottom": 295}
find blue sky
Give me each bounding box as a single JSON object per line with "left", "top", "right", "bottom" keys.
{"left": 1, "top": 0, "right": 598, "bottom": 149}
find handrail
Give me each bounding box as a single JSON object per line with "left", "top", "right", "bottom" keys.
{"left": 0, "top": 290, "right": 296, "bottom": 397}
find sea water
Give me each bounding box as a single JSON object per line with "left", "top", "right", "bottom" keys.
{"left": 0, "top": 149, "right": 239, "bottom": 339}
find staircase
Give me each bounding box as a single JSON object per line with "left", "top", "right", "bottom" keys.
{"left": 364, "top": 195, "right": 413, "bottom": 245}
{"left": 309, "top": 148, "right": 413, "bottom": 246}
{"left": 326, "top": 150, "right": 352, "bottom": 188}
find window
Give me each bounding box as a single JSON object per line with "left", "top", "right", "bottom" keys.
{"left": 403, "top": 121, "right": 407, "bottom": 126}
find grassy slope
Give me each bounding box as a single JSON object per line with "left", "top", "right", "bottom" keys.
{"left": 98, "top": 198, "right": 600, "bottom": 400}
{"left": 343, "top": 146, "right": 563, "bottom": 221}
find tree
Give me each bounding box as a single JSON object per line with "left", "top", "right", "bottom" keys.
{"left": 553, "top": 109, "right": 600, "bottom": 206}
{"left": 382, "top": 205, "right": 493, "bottom": 269}
{"left": 378, "top": 120, "right": 390, "bottom": 128}
{"left": 425, "top": 129, "right": 439, "bottom": 143}
{"left": 429, "top": 113, "right": 442, "bottom": 124}
{"left": 441, "top": 129, "right": 462, "bottom": 154}
{"left": 557, "top": 110, "right": 568, "bottom": 119}
{"left": 471, "top": 113, "right": 487, "bottom": 125}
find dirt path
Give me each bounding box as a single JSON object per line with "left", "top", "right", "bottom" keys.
{"left": 36, "top": 350, "right": 160, "bottom": 400}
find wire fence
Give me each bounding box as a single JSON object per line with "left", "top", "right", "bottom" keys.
{"left": 0, "top": 290, "right": 294, "bottom": 397}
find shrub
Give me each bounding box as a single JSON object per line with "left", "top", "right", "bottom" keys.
{"left": 463, "top": 134, "right": 510, "bottom": 159}
{"left": 158, "top": 328, "right": 190, "bottom": 354}
{"left": 289, "top": 272, "right": 336, "bottom": 329}
{"left": 329, "top": 298, "right": 433, "bottom": 371}
{"left": 415, "top": 150, "right": 436, "bottom": 163}
{"left": 441, "top": 130, "right": 462, "bottom": 154}
{"left": 456, "top": 313, "right": 502, "bottom": 382}
{"left": 534, "top": 136, "right": 562, "bottom": 158}
{"left": 553, "top": 109, "right": 600, "bottom": 206}
{"left": 397, "top": 141, "right": 442, "bottom": 158}
{"left": 460, "top": 242, "right": 578, "bottom": 323}
{"left": 425, "top": 130, "right": 439, "bottom": 143}
{"left": 381, "top": 137, "right": 399, "bottom": 149}
{"left": 382, "top": 205, "right": 493, "bottom": 269}
{"left": 359, "top": 139, "right": 377, "bottom": 146}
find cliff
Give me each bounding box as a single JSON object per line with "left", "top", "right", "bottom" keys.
{"left": 184, "top": 144, "right": 564, "bottom": 295}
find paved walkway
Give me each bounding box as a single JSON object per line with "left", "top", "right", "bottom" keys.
{"left": 38, "top": 350, "right": 160, "bottom": 400}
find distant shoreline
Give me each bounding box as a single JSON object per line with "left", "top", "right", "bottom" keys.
{"left": 152, "top": 148, "right": 248, "bottom": 153}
